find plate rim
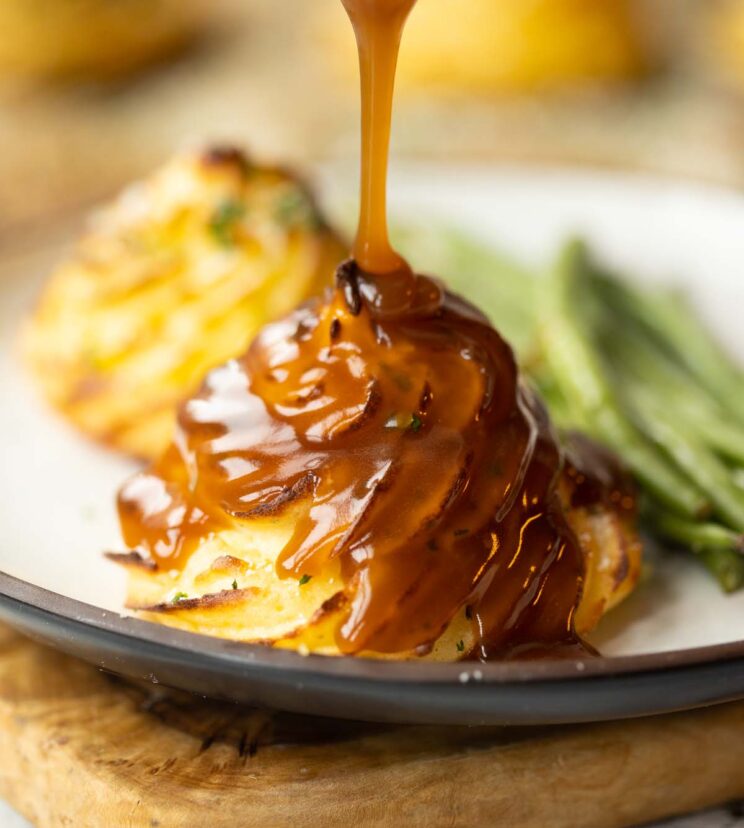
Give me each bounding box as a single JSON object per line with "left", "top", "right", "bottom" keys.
{"left": 4, "top": 161, "right": 744, "bottom": 703}
{"left": 4, "top": 570, "right": 744, "bottom": 685}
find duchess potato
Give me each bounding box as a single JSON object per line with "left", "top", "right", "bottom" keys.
{"left": 110, "top": 455, "right": 642, "bottom": 660}
{"left": 0, "top": 0, "right": 211, "bottom": 80}
{"left": 704, "top": 0, "right": 744, "bottom": 91}
{"left": 329, "top": 0, "right": 649, "bottom": 93}
{"left": 24, "top": 148, "right": 346, "bottom": 459}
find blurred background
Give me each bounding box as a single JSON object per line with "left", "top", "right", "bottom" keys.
{"left": 3, "top": 0, "right": 744, "bottom": 239}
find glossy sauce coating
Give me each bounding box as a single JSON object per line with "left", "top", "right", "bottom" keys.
{"left": 117, "top": 0, "right": 614, "bottom": 659}
{"left": 119, "top": 261, "right": 592, "bottom": 657}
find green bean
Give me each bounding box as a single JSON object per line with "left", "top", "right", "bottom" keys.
{"left": 414, "top": 226, "right": 744, "bottom": 590}
{"left": 396, "top": 224, "right": 537, "bottom": 354}
{"left": 697, "top": 548, "right": 744, "bottom": 593}
{"left": 590, "top": 271, "right": 744, "bottom": 426}
{"left": 643, "top": 507, "right": 744, "bottom": 592}
{"left": 649, "top": 509, "right": 744, "bottom": 553}
{"left": 540, "top": 239, "right": 709, "bottom": 518}
{"left": 627, "top": 386, "right": 744, "bottom": 532}
{"left": 601, "top": 326, "right": 744, "bottom": 465}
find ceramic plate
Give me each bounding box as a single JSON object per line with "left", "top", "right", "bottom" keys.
{"left": 1, "top": 165, "right": 743, "bottom": 725}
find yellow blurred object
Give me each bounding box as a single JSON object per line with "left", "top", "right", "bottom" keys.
{"left": 329, "top": 0, "right": 649, "bottom": 93}
{"left": 0, "top": 0, "right": 210, "bottom": 80}
{"left": 705, "top": 0, "right": 744, "bottom": 90}
{"left": 24, "top": 147, "right": 346, "bottom": 459}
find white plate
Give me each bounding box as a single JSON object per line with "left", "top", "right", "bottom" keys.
{"left": 2, "top": 165, "right": 743, "bottom": 660}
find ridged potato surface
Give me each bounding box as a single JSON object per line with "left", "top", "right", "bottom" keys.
{"left": 112, "top": 474, "right": 642, "bottom": 661}
{"left": 24, "top": 148, "right": 346, "bottom": 459}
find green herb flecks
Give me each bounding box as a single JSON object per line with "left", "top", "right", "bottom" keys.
{"left": 274, "top": 187, "right": 318, "bottom": 229}
{"left": 299, "top": 574, "right": 312, "bottom": 586}
{"left": 384, "top": 412, "right": 424, "bottom": 432}
{"left": 208, "top": 198, "right": 245, "bottom": 247}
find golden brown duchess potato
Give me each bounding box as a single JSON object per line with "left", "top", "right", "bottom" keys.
{"left": 0, "top": 0, "right": 211, "bottom": 80}
{"left": 110, "top": 464, "right": 641, "bottom": 661}
{"left": 327, "top": 0, "right": 649, "bottom": 93}
{"left": 704, "top": 0, "right": 744, "bottom": 92}
{"left": 23, "top": 148, "right": 346, "bottom": 459}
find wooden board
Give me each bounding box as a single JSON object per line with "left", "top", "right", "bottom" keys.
{"left": 0, "top": 625, "right": 742, "bottom": 828}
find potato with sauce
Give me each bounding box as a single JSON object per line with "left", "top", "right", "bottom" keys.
{"left": 110, "top": 272, "right": 642, "bottom": 661}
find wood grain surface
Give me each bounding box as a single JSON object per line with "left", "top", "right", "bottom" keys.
{"left": 0, "top": 624, "right": 741, "bottom": 828}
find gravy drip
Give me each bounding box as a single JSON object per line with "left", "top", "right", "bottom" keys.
{"left": 343, "top": 0, "right": 414, "bottom": 276}
{"left": 119, "top": 264, "right": 590, "bottom": 658}
{"left": 117, "top": 0, "right": 596, "bottom": 659}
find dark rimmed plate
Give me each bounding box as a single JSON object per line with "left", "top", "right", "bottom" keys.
{"left": 2, "top": 166, "right": 744, "bottom": 725}
{"left": 4, "top": 572, "right": 744, "bottom": 726}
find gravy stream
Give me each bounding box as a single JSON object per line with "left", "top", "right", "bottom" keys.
{"left": 117, "top": 0, "right": 618, "bottom": 659}
{"left": 343, "top": 0, "right": 414, "bottom": 275}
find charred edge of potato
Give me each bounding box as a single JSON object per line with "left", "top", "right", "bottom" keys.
{"left": 105, "top": 550, "right": 156, "bottom": 571}
{"left": 570, "top": 507, "right": 642, "bottom": 635}
{"left": 144, "top": 587, "right": 261, "bottom": 614}
{"left": 197, "top": 146, "right": 340, "bottom": 239}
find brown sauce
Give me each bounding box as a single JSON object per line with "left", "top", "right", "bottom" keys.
{"left": 343, "top": 0, "right": 414, "bottom": 275}
{"left": 117, "top": 0, "right": 624, "bottom": 659}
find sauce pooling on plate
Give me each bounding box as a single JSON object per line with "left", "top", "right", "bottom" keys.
{"left": 117, "top": 0, "right": 620, "bottom": 659}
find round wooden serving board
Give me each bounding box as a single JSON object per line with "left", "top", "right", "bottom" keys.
{"left": 0, "top": 625, "right": 743, "bottom": 827}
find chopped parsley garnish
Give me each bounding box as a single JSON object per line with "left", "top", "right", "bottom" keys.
{"left": 232, "top": 580, "right": 238, "bottom": 590}
{"left": 208, "top": 198, "right": 245, "bottom": 247}
{"left": 274, "top": 188, "right": 316, "bottom": 228}
{"left": 172, "top": 592, "right": 188, "bottom": 604}
{"left": 384, "top": 412, "right": 423, "bottom": 432}
{"left": 409, "top": 413, "right": 423, "bottom": 433}
{"left": 453, "top": 528, "right": 469, "bottom": 537}
{"left": 299, "top": 574, "right": 312, "bottom": 586}
{"left": 456, "top": 640, "right": 465, "bottom": 653}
